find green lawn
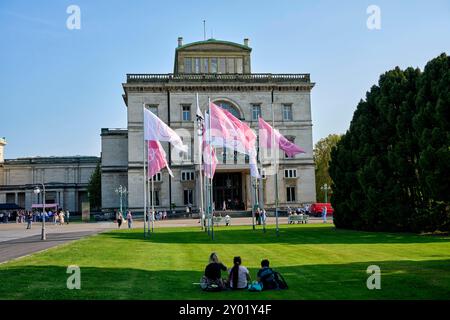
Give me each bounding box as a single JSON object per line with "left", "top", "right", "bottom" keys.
{"left": 1, "top": 224, "right": 449, "bottom": 300}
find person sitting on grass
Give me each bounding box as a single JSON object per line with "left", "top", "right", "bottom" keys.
{"left": 228, "top": 256, "right": 251, "bottom": 290}
{"left": 256, "top": 259, "right": 278, "bottom": 290}
{"left": 201, "top": 252, "right": 228, "bottom": 291}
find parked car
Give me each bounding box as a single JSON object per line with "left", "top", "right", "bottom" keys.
{"left": 309, "top": 203, "right": 334, "bottom": 217}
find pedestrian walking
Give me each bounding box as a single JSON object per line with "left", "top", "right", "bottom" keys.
{"left": 59, "top": 210, "right": 65, "bottom": 225}
{"left": 117, "top": 212, "right": 123, "bottom": 228}
{"left": 26, "top": 211, "right": 33, "bottom": 229}
{"left": 126, "top": 211, "right": 133, "bottom": 229}
{"left": 322, "top": 206, "right": 327, "bottom": 223}
{"left": 66, "top": 209, "right": 70, "bottom": 224}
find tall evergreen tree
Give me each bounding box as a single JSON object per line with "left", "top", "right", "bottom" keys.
{"left": 330, "top": 53, "right": 449, "bottom": 232}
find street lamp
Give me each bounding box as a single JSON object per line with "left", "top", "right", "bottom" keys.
{"left": 115, "top": 185, "right": 127, "bottom": 216}
{"left": 320, "top": 183, "right": 332, "bottom": 203}
{"left": 34, "top": 184, "right": 46, "bottom": 240}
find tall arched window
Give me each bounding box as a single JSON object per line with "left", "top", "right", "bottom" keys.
{"left": 214, "top": 100, "right": 242, "bottom": 119}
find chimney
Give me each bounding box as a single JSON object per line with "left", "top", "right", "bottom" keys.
{"left": 243, "top": 38, "right": 249, "bottom": 46}
{"left": 0, "top": 137, "right": 6, "bottom": 163}
{"left": 178, "top": 37, "right": 183, "bottom": 47}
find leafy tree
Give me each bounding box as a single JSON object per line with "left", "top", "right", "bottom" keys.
{"left": 329, "top": 53, "right": 449, "bottom": 233}
{"left": 314, "top": 134, "right": 342, "bottom": 203}
{"left": 87, "top": 162, "right": 101, "bottom": 210}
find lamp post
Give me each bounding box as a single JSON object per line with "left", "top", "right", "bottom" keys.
{"left": 320, "top": 183, "right": 331, "bottom": 203}
{"left": 34, "top": 184, "right": 46, "bottom": 240}
{"left": 115, "top": 185, "right": 127, "bottom": 217}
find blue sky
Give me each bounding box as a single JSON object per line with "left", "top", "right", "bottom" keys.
{"left": 1, "top": 0, "right": 449, "bottom": 158}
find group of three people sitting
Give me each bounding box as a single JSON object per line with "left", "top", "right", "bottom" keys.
{"left": 201, "top": 252, "right": 282, "bottom": 291}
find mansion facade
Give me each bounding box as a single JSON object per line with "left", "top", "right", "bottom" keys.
{"left": 101, "top": 37, "right": 316, "bottom": 213}
{"left": 0, "top": 138, "right": 99, "bottom": 213}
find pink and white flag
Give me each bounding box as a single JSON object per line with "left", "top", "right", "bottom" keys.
{"left": 203, "top": 112, "right": 218, "bottom": 179}
{"left": 143, "top": 107, "right": 188, "bottom": 153}
{"left": 147, "top": 140, "right": 173, "bottom": 178}
{"left": 208, "top": 102, "right": 260, "bottom": 178}
{"left": 258, "top": 117, "right": 306, "bottom": 157}
{"left": 208, "top": 102, "right": 255, "bottom": 153}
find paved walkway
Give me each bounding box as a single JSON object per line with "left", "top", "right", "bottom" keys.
{"left": 0, "top": 222, "right": 115, "bottom": 264}
{"left": 0, "top": 217, "right": 332, "bottom": 264}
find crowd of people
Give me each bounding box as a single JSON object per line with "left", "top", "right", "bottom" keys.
{"left": 200, "top": 252, "right": 287, "bottom": 292}
{"left": 0, "top": 209, "right": 70, "bottom": 228}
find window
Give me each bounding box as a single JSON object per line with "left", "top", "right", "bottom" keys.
{"left": 180, "top": 137, "right": 192, "bottom": 161}
{"left": 146, "top": 104, "right": 158, "bottom": 116}
{"left": 182, "top": 105, "right": 191, "bottom": 121}
{"left": 201, "top": 58, "right": 208, "bottom": 73}
{"left": 184, "top": 58, "right": 192, "bottom": 73}
{"left": 184, "top": 189, "right": 193, "bottom": 205}
{"left": 210, "top": 58, "right": 218, "bottom": 73}
{"left": 283, "top": 104, "right": 293, "bottom": 121}
{"left": 151, "top": 173, "right": 162, "bottom": 181}
{"left": 194, "top": 58, "right": 201, "bottom": 73}
{"left": 236, "top": 58, "right": 243, "bottom": 73}
{"left": 150, "top": 190, "right": 160, "bottom": 206}
{"left": 218, "top": 58, "right": 226, "bottom": 73}
{"left": 284, "top": 169, "right": 297, "bottom": 178}
{"left": 181, "top": 171, "right": 195, "bottom": 181}
{"left": 286, "top": 187, "right": 296, "bottom": 202}
{"left": 215, "top": 101, "right": 241, "bottom": 119}
{"left": 284, "top": 136, "right": 296, "bottom": 158}
{"left": 252, "top": 104, "right": 261, "bottom": 120}
{"left": 227, "top": 58, "right": 235, "bottom": 73}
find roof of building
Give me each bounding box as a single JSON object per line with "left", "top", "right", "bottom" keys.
{"left": 4, "top": 156, "right": 99, "bottom": 165}
{"left": 176, "top": 38, "right": 251, "bottom": 51}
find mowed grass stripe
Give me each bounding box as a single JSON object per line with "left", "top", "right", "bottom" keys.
{"left": 0, "top": 224, "right": 449, "bottom": 299}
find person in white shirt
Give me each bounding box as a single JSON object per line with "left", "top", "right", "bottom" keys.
{"left": 224, "top": 214, "right": 231, "bottom": 226}
{"left": 228, "top": 256, "right": 251, "bottom": 290}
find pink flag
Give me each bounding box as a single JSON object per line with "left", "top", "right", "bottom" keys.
{"left": 258, "top": 117, "right": 306, "bottom": 157}
{"left": 147, "top": 140, "right": 173, "bottom": 178}
{"left": 208, "top": 102, "right": 260, "bottom": 177}
{"left": 203, "top": 112, "right": 218, "bottom": 179}
{"left": 144, "top": 107, "right": 188, "bottom": 153}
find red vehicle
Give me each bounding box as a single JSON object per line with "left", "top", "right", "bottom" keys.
{"left": 309, "top": 203, "right": 334, "bottom": 217}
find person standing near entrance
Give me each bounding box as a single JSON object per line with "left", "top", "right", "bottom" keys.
{"left": 222, "top": 200, "right": 227, "bottom": 211}
{"left": 66, "top": 209, "right": 70, "bottom": 224}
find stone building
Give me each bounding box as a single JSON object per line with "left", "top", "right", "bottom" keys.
{"left": 101, "top": 37, "right": 316, "bottom": 212}
{"left": 0, "top": 138, "right": 99, "bottom": 213}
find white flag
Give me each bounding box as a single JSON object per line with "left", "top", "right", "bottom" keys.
{"left": 143, "top": 107, "right": 188, "bottom": 153}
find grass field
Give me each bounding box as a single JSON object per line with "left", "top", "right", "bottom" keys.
{"left": 1, "top": 224, "right": 449, "bottom": 300}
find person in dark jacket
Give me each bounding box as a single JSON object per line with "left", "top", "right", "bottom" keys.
{"left": 202, "top": 252, "right": 227, "bottom": 289}
{"left": 257, "top": 259, "right": 277, "bottom": 290}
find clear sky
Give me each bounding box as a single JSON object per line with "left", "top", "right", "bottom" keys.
{"left": 1, "top": 0, "right": 449, "bottom": 159}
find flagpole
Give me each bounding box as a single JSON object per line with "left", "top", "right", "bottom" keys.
{"left": 208, "top": 98, "right": 214, "bottom": 240}
{"left": 151, "top": 173, "right": 155, "bottom": 233}
{"left": 270, "top": 89, "right": 279, "bottom": 237}
{"left": 257, "top": 128, "right": 266, "bottom": 233}
{"left": 196, "top": 93, "right": 205, "bottom": 231}
{"left": 147, "top": 175, "right": 151, "bottom": 234}
{"left": 143, "top": 104, "right": 148, "bottom": 238}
